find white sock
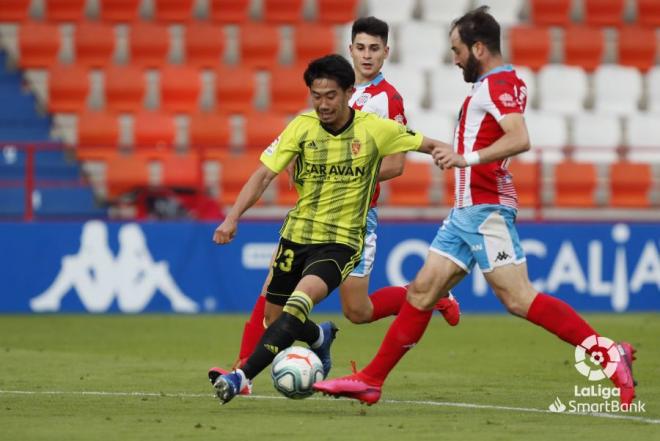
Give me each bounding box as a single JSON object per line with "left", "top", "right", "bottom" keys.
{"left": 311, "top": 324, "right": 324, "bottom": 349}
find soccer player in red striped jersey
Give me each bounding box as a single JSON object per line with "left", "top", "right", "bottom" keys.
{"left": 314, "top": 6, "right": 636, "bottom": 407}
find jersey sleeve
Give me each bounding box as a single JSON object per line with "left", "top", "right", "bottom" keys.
{"left": 259, "top": 117, "right": 302, "bottom": 173}
{"left": 482, "top": 76, "right": 527, "bottom": 122}
{"left": 387, "top": 90, "right": 407, "bottom": 125}
{"left": 372, "top": 117, "right": 424, "bottom": 156}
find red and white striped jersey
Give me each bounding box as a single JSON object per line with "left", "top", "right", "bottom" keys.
{"left": 453, "top": 65, "right": 527, "bottom": 209}
{"left": 349, "top": 72, "right": 407, "bottom": 207}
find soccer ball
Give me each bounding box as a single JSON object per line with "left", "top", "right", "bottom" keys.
{"left": 271, "top": 346, "right": 324, "bottom": 399}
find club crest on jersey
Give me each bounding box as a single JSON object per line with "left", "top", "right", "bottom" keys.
{"left": 499, "top": 93, "right": 516, "bottom": 108}
{"left": 350, "top": 138, "right": 361, "bottom": 155}
{"left": 356, "top": 93, "right": 371, "bottom": 107}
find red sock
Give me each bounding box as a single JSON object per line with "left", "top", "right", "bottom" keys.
{"left": 238, "top": 295, "right": 266, "bottom": 363}
{"left": 361, "top": 300, "right": 433, "bottom": 386}
{"left": 369, "top": 285, "right": 407, "bottom": 322}
{"left": 526, "top": 293, "right": 598, "bottom": 347}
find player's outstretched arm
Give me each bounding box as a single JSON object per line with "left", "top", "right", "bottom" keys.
{"left": 213, "top": 164, "right": 277, "bottom": 244}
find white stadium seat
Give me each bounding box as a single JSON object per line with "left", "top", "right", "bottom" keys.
{"left": 537, "top": 64, "right": 588, "bottom": 116}
{"left": 396, "top": 22, "right": 448, "bottom": 69}
{"left": 405, "top": 111, "right": 455, "bottom": 163}
{"left": 365, "top": 0, "right": 416, "bottom": 24}
{"left": 419, "top": 0, "right": 471, "bottom": 25}
{"left": 626, "top": 113, "right": 660, "bottom": 163}
{"left": 382, "top": 65, "right": 427, "bottom": 111}
{"left": 474, "top": 0, "right": 524, "bottom": 26}
{"left": 593, "top": 65, "right": 642, "bottom": 116}
{"left": 524, "top": 111, "right": 568, "bottom": 163}
{"left": 429, "top": 65, "right": 471, "bottom": 117}
{"left": 572, "top": 112, "right": 622, "bottom": 163}
{"left": 645, "top": 66, "right": 660, "bottom": 114}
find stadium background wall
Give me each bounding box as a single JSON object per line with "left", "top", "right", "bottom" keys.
{"left": 2, "top": 221, "right": 658, "bottom": 313}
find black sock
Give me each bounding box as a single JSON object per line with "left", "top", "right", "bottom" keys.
{"left": 298, "top": 319, "right": 320, "bottom": 347}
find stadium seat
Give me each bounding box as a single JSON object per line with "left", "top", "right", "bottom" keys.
{"left": 218, "top": 153, "right": 262, "bottom": 206}
{"left": 626, "top": 112, "right": 660, "bottom": 163}
{"left": 572, "top": 112, "right": 622, "bottom": 163}
{"left": 209, "top": 0, "right": 251, "bottom": 23}
{"left": 637, "top": 0, "right": 660, "bottom": 26}
{"left": 18, "top": 22, "right": 60, "bottom": 68}
{"left": 106, "top": 153, "right": 150, "bottom": 197}
{"left": 99, "top": 0, "right": 141, "bottom": 22}
{"left": 529, "top": 0, "right": 572, "bottom": 25}
{"left": 397, "top": 22, "right": 448, "bottom": 69}
{"left": 243, "top": 112, "right": 288, "bottom": 152}
{"left": 365, "top": 0, "right": 415, "bottom": 24}
{"left": 104, "top": 65, "right": 145, "bottom": 112}
{"left": 609, "top": 162, "right": 652, "bottom": 207}
{"left": 563, "top": 27, "right": 604, "bottom": 72}
{"left": 0, "top": 0, "right": 30, "bottom": 21}
{"left": 269, "top": 65, "right": 309, "bottom": 113}
{"left": 159, "top": 66, "right": 202, "bottom": 113}
{"left": 160, "top": 152, "right": 201, "bottom": 188}
{"left": 263, "top": 0, "right": 304, "bottom": 23}
{"left": 153, "top": 0, "right": 194, "bottom": 22}
{"left": 184, "top": 23, "right": 226, "bottom": 68}
{"left": 537, "top": 64, "right": 588, "bottom": 116}
{"left": 508, "top": 26, "right": 551, "bottom": 71}
{"left": 381, "top": 66, "right": 427, "bottom": 113}
{"left": 420, "top": 0, "right": 470, "bottom": 24}
{"left": 617, "top": 27, "right": 657, "bottom": 72}
{"left": 507, "top": 161, "right": 540, "bottom": 208}
{"left": 293, "top": 23, "right": 335, "bottom": 65}
{"left": 74, "top": 21, "right": 115, "bottom": 68}
{"left": 442, "top": 169, "right": 455, "bottom": 206}
{"left": 593, "top": 65, "right": 642, "bottom": 115}
{"left": 387, "top": 161, "right": 432, "bottom": 206}
{"left": 238, "top": 23, "right": 280, "bottom": 68}
{"left": 553, "top": 162, "right": 597, "bottom": 207}
{"left": 316, "top": 0, "right": 359, "bottom": 23}
{"left": 405, "top": 111, "right": 454, "bottom": 149}
{"left": 474, "top": 0, "right": 524, "bottom": 26}
{"left": 189, "top": 112, "right": 231, "bottom": 149}
{"left": 34, "top": 186, "right": 106, "bottom": 217}
{"left": 77, "top": 111, "right": 119, "bottom": 147}
{"left": 215, "top": 65, "right": 256, "bottom": 113}
{"left": 45, "top": 0, "right": 86, "bottom": 21}
{"left": 48, "top": 64, "right": 90, "bottom": 113}
{"left": 647, "top": 67, "right": 660, "bottom": 113}
{"left": 0, "top": 188, "right": 26, "bottom": 217}
{"left": 429, "top": 65, "right": 472, "bottom": 116}
{"left": 129, "top": 22, "right": 170, "bottom": 67}
{"left": 275, "top": 173, "right": 298, "bottom": 206}
{"left": 133, "top": 112, "right": 175, "bottom": 148}
{"left": 523, "top": 111, "right": 568, "bottom": 163}
{"left": 584, "top": 0, "right": 625, "bottom": 25}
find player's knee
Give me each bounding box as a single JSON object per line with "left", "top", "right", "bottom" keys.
{"left": 342, "top": 304, "right": 371, "bottom": 324}
{"left": 499, "top": 293, "right": 527, "bottom": 317}
{"left": 406, "top": 281, "right": 436, "bottom": 311}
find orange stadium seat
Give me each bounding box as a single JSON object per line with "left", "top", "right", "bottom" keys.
{"left": 637, "top": 0, "right": 660, "bottom": 26}
{"left": 618, "top": 27, "right": 658, "bottom": 72}
{"left": 74, "top": 21, "right": 115, "bottom": 68}
{"left": 563, "top": 27, "right": 604, "bottom": 72}
{"left": 185, "top": 23, "right": 226, "bottom": 68}
{"left": 275, "top": 173, "right": 298, "bottom": 206}
{"left": 269, "top": 64, "right": 310, "bottom": 113}
{"left": 218, "top": 153, "right": 263, "bottom": 206}
{"left": 609, "top": 162, "right": 652, "bottom": 207}
{"left": 387, "top": 161, "right": 433, "bottom": 206}
{"left": 99, "top": 0, "right": 140, "bottom": 22}
{"left": 316, "top": 0, "right": 359, "bottom": 23}
{"left": 160, "top": 152, "right": 201, "bottom": 188}
{"left": 294, "top": 23, "right": 335, "bottom": 64}
{"left": 215, "top": 65, "right": 256, "bottom": 113}
{"left": 106, "top": 153, "right": 150, "bottom": 197}
{"left": 443, "top": 169, "right": 455, "bottom": 206}
{"left": 238, "top": 23, "right": 280, "bottom": 68}
{"left": 244, "top": 112, "right": 288, "bottom": 152}
{"left": 133, "top": 112, "right": 175, "bottom": 148}
{"left": 584, "top": 0, "right": 625, "bottom": 26}
{"left": 189, "top": 112, "right": 231, "bottom": 149}
{"left": 154, "top": 0, "right": 194, "bottom": 22}
{"left": 45, "top": 0, "right": 86, "bottom": 21}
{"left": 263, "top": 0, "right": 304, "bottom": 23}
{"left": 48, "top": 64, "right": 89, "bottom": 113}
{"left": 553, "top": 162, "right": 597, "bottom": 207}
{"left": 209, "top": 0, "right": 250, "bottom": 23}
{"left": 18, "top": 22, "right": 60, "bottom": 68}
{"left": 104, "top": 65, "right": 145, "bottom": 112}
{"left": 129, "top": 22, "right": 170, "bottom": 67}
{"left": 159, "top": 65, "right": 202, "bottom": 113}
{"left": 529, "top": 0, "right": 572, "bottom": 25}
{"left": 508, "top": 26, "right": 551, "bottom": 71}
{"left": 508, "top": 161, "right": 540, "bottom": 208}
{"left": 77, "top": 111, "right": 119, "bottom": 147}
{"left": 0, "top": 0, "right": 30, "bottom": 21}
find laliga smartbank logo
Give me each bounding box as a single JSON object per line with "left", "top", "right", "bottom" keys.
{"left": 548, "top": 335, "right": 645, "bottom": 414}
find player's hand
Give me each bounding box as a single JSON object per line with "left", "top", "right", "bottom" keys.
{"left": 213, "top": 218, "right": 238, "bottom": 244}
{"left": 432, "top": 145, "right": 467, "bottom": 169}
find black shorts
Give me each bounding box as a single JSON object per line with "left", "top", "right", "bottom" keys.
{"left": 266, "top": 238, "right": 360, "bottom": 306}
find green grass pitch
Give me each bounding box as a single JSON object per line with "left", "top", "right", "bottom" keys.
{"left": 1, "top": 313, "right": 658, "bottom": 440}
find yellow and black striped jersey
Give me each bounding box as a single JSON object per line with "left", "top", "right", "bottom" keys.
{"left": 260, "top": 109, "right": 424, "bottom": 252}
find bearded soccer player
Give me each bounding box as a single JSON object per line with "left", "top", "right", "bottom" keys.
{"left": 209, "top": 54, "right": 452, "bottom": 405}
{"left": 314, "top": 7, "right": 637, "bottom": 407}
{"left": 208, "top": 17, "right": 459, "bottom": 394}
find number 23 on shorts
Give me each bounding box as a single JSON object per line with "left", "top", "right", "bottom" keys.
{"left": 274, "top": 245, "right": 295, "bottom": 272}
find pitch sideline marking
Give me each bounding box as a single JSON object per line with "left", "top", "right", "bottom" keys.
{"left": 0, "top": 389, "right": 658, "bottom": 425}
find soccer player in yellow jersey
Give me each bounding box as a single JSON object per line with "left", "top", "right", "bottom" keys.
{"left": 210, "top": 54, "right": 452, "bottom": 405}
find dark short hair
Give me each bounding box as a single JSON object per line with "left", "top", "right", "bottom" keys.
{"left": 351, "top": 16, "right": 389, "bottom": 44}
{"left": 304, "top": 54, "right": 355, "bottom": 90}
{"left": 450, "top": 6, "right": 501, "bottom": 55}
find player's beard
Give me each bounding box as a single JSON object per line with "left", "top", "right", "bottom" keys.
{"left": 462, "top": 52, "right": 481, "bottom": 83}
